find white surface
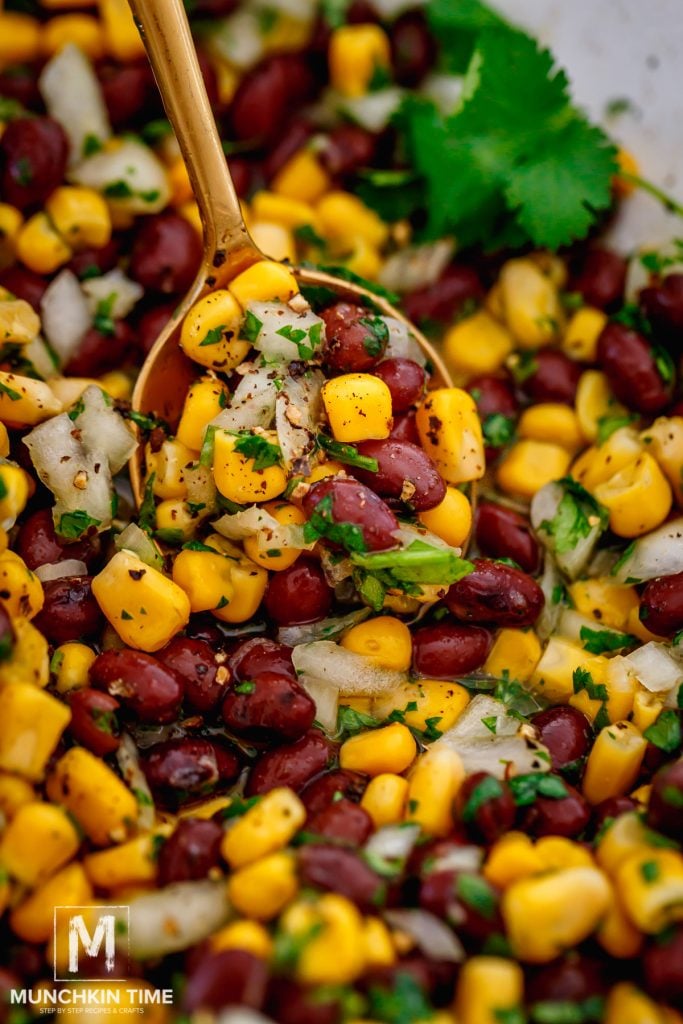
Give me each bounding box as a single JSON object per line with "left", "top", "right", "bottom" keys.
{"left": 493, "top": 0, "right": 683, "bottom": 251}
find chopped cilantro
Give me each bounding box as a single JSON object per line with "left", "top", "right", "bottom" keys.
{"left": 57, "top": 510, "right": 101, "bottom": 540}
{"left": 482, "top": 412, "right": 516, "bottom": 448}
{"left": 644, "top": 710, "right": 681, "bottom": 754}
{"left": 640, "top": 859, "right": 660, "bottom": 884}
{"left": 317, "top": 434, "right": 379, "bottom": 472}
{"left": 539, "top": 476, "right": 608, "bottom": 555}
{"left": 319, "top": 0, "right": 350, "bottom": 28}
{"left": 182, "top": 539, "right": 218, "bottom": 553}
{"left": 103, "top": 180, "right": 134, "bottom": 199}
{"left": 234, "top": 680, "right": 256, "bottom": 694}
{"left": 612, "top": 303, "right": 652, "bottom": 335}
{"left": 356, "top": 571, "right": 386, "bottom": 611}
{"left": 127, "top": 409, "right": 166, "bottom": 432}
{"left": 596, "top": 412, "right": 637, "bottom": 445}
{"left": 199, "top": 425, "right": 217, "bottom": 467}
{"left": 509, "top": 773, "right": 567, "bottom": 807}
{"left": 351, "top": 540, "right": 474, "bottom": 586}
{"left": 275, "top": 323, "right": 316, "bottom": 360}
{"left": 0, "top": 381, "right": 22, "bottom": 401}
{"left": 482, "top": 715, "right": 498, "bottom": 734}
{"left": 138, "top": 472, "right": 157, "bottom": 535}
{"left": 93, "top": 293, "right": 117, "bottom": 337}
{"left": 359, "top": 316, "right": 389, "bottom": 357}
{"left": 456, "top": 873, "right": 497, "bottom": 919}
{"left": 367, "top": 973, "right": 434, "bottom": 1024}
{"left": 579, "top": 626, "right": 637, "bottom": 654}
{"left": 303, "top": 494, "right": 367, "bottom": 553}
{"left": 232, "top": 431, "right": 282, "bottom": 470}
{"left": 240, "top": 310, "right": 263, "bottom": 343}
{"left": 221, "top": 795, "right": 260, "bottom": 820}
{"left": 91, "top": 707, "right": 118, "bottom": 735}
{"left": 141, "top": 118, "right": 173, "bottom": 145}
{"left": 199, "top": 324, "right": 226, "bottom": 347}
{"left": 653, "top": 344, "right": 675, "bottom": 385}
{"left": 82, "top": 133, "right": 103, "bottom": 157}
{"left": 461, "top": 775, "right": 504, "bottom": 823}
{"left": 572, "top": 666, "right": 608, "bottom": 702}
{"left": 610, "top": 540, "right": 636, "bottom": 576}
{"left": 294, "top": 223, "right": 326, "bottom": 248}
{"left": 337, "top": 705, "right": 381, "bottom": 736}
{"left": 120, "top": 609, "right": 133, "bottom": 621}
{"left": 530, "top": 996, "right": 604, "bottom": 1023}
{"left": 423, "top": 715, "right": 443, "bottom": 741}
{"left": 272, "top": 922, "right": 323, "bottom": 973}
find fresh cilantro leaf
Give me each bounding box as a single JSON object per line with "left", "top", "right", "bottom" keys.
{"left": 127, "top": 409, "right": 166, "bottom": 432}
{"left": 572, "top": 666, "right": 608, "bottom": 701}
{"left": 610, "top": 540, "right": 636, "bottom": 576}
{"left": 240, "top": 310, "right": 263, "bottom": 343}
{"left": 276, "top": 323, "right": 316, "bottom": 360}
{"left": 579, "top": 626, "right": 637, "bottom": 654}
{"left": 138, "top": 472, "right": 157, "bottom": 535}
{"left": 612, "top": 303, "right": 652, "bottom": 335}
{"left": 540, "top": 476, "right": 608, "bottom": 555}
{"left": 368, "top": 973, "right": 434, "bottom": 1024}
{"left": 359, "top": 316, "right": 389, "bottom": 357}
{"left": 82, "top": 133, "right": 103, "bottom": 157}
{"left": 303, "top": 495, "right": 367, "bottom": 553}
{"left": 182, "top": 539, "right": 218, "bottom": 553}
{"left": 461, "top": 775, "right": 504, "bottom": 822}
{"left": 0, "top": 380, "right": 22, "bottom": 401}
{"left": 427, "top": 0, "right": 507, "bottom": 73}
{"left": 232, "top": 431, "right": 282, "bottom": 471}
{"left": 531, "top": 999, "right": 604, "bottom": 1024}
{"left": 57, "top": 510, "right": 101, "bottom": 540}
{"left": 596, "top": 412, "right": 637, "bottom": 445}
{"left": 317, "top": 265, "right": 399, "bottom": 304}
{"left": 494, "top": 1010, "right": 527, "bottom": 1024}
{"left": 234, "top": 681, "right": 255, "bottom": 694}
{"left": 509, "top": 773, "right": 567, "bottom": 807}
{"left": 272, "top": 922, "right": 324, "bottom": 973}
{"left": 199, "top": 324, "right": 226, "bottom": 347}
{"left": 640, "top": 859, "right": 660, "bottom": 883}
{"left": 320, "top": 0, "right": 350, "bottom": 27}
{"left": 103, "top": 180, "right": 134, "bottom": 199}
{"left": 199, "top": 425, "right": 217, "bottom": 467}
{"left": 337, "top": 705, "right": 381, "bottom": 736}
{"left": 644, "top": 710, "right": 681, "bottom": 754}
{"left": 482, "top": 412, "right": 516, "bottom": 448}
{"left": 653, "top": 345, "right": 675, "bottom": 385}
{"left": 294, "top": 223, "right": 326, "bottom": 248}
{"left": 317, "top": 434, "right": 379, "bottom": 472}
{"left": 594, "top": 702, "right": 611, "bottom": 731}
{"left": 141, "top": 118, "right": 173, "bottom": 145}
{"left": 94, "top": 293, "right": 117, "bottom": 336}
{"left": 351, "top": 540, "right": 474, "bottom": 586}
{"left": 356, "top": 570, "right": 386, "bottom": 611}
{"left": 220, "top": 795, "right": 261, "bottom": 820}
{"left": 456, "top": 873, "right": 497, "bottom": 918}
{"left": 423, "top": 715, "right": 443, "bottom": 741}
{"left": 355, "top": 169, "right": 423, "bottom": 223}
{"left": 482, "top": 715, "right": 498, "bottom": 733}
{"left": 90, "top": 707, "right": 118, "bottom": 735}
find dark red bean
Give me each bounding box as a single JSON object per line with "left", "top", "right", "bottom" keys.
{"left": 144, "top": 737, "right": 240, "bottom": 804}
{"left": 643, "top": 925, "right": 683, "bottom": 1006}
{"left": 64, "top": 319, "right": 133, "bottom": 377}
{"left": 264, "top": 559, "right": 333, "bottom": 626}
{"left": 597, "top": 322, "right": 673, "bottom": 414}
{"left": 322, "top": 301, "right": 388, "bottom": 372}
{"left": 391, "top": 11, "right": 436, "bottom": 86}
{"left": 639, "top": 572, "right": 683, "bottom": 637}
{"left": 157, "top": 636, "right": 226, "bottom": 713}
{"left": 129, "top": 212, "right": 202, "bottom": 295}
{"left": 521, "top": 349, "right": 582, "bottom": 406}
{"left": 136, "top": 302, "right": 176, "bottom": 356}
{"left": 33, "top": 576, "right": 103, "bottom": 644}
{"left": 0, "top": 64, "right": 41, "bottom": 110}
{"left": 246, "top": 729, "right": 336, "bottom": 796}
{"left": 190, "top": 0, "right": 237, "bottom": 14}
{"left": 641, "top": 272, "right": 683, "bottom": 343}
{"left": 221, "top": 670, "right": 315, "bottom": 742}
{"left": 90, "top": 649, "right": 185, "bottom": 723}
{"left": 0, "top": 116, "right": 68, "bottom": 210}
{"left": 15, "top": 508, "right": 101, "bottom": 572}
{"left": 571, "top": 247, "right": 627, "bottom": 311}
{"left": 183, "top": 950, "right": 268, "bottom": 1013}
{"left": 302, "top": 477, "right": 399, "bottom": 552}
{"left": 527, "top": 956, "right": 606, "bottom": 1005}
{"left": 390, "top": 409, "right": 421, "bottom": 445}
{"left": 183, "top": 615, "right": 225, "bottom": 645}
{"left": 373, "top": 358, "right": 427, "bottom": 413}
{"left": 307, "top": 798, "right": 374, "bottom": 845}
{"left": 0, "top": 265, "right": 47, "bottom": 310}
{"left": 412, "top": 623, "right": 491, "bottom": 678}
{"left": 420, "top": 870, "right": 501, "bottom": 941}
{"left": 67, "top": 239, "right": 121, "bottom": 280}
{"left": 457, "top": 772, "right": 516, "bottom": 844}
{"left": 268, "top": 981, "right": 342, "bottom": 1024}
{"left": 445, "top": 558, "right": 544, "bottom": 627}
{"left": 98, "top": 60, "right": 158, "bottom": 128}
{"left": 319, "top": 123, "right": 377, "bottom": 179}
{"left": 298, "top": 845, "right": 384, "bottom": 911}
{"left": 229, "top": 637, "right": 295, "bottom": 681}
{"left": 522, "top": 781, "right": 590, "bottom": 838}
{"left": 68, "top": 688, "right": 121, "bottom": 756}
{"left": 230, "top": 55, "right": 314, "bottom": 143}
{"left": 300, "top": 768, "right": 367, "bottom": 815}
{"left": 263, "top": 118, "right": 313, "bottom": 182}
{"left": 467, "top": 374, "right": 518, "bottom": 420}
{"left": 530, "top": 706, "right": 593, "bottom": 771}
{"left": 647, "top": 759, "right": 683, "bottom": 838}
{"left": 403, "top": 264, "right": 484, "bottom": 326}
{"left": 354, "top": 439, "right": 446, "bottom": 511}
{"left": 591, "top": 795, "right": 637, "bottom": 834}
{"left": 475, "top": 502, "right": 540, "bottom": 574}
{"left": 156, "top": 818, "right": 223, "bottom": 886}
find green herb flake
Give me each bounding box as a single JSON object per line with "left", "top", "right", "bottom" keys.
{"left": 539, "top": 476, "right": 608, "bottom": 555}
{"left": 579, "top": 625, "right": 637, "bottom": 654}
{"left": 199, "top": 425, "right": 217, "bottom": 467}
{"left": 303, "top": 494, "right": 367, "bottom": 554}
{"left": 317, "top": 434, "right": 379, "bottom": 472}
{"left": 482, "top": 715, "right": 498, "bottom": 734}
{"left": 359, "top": 316, "right": 389, "bottom": 357}
{"left": 57, "top": 510, "right": 101, "bottom": 540}
{"left": 644, "top": 710, "right": 681, "bottom": 754}
{"left": 509, "top": 773, "right": 567, "bottom": 807}
{"left": 233, "top": 431, "right": 282, "bottom": 471}
{"left": 640, "top": 859, "right": 660, "bottom": 884}
{"left": 462, "top": 775, "right": 505, "bottom": 823}
{"left": 482, "top": 412, "right": 516, "bottom": 448}
{"left": 572, "top": 666, "right": 608, "bottom": 702}
{"left": 234, "top": 680, "right": 256, "bottom": 694}
{"left": 0, "top": 380, "right": 22, "bottom": 402}
{"left": 93, "top": 292, "right": 118, "bottom": 337}
{"left": 103, "top": 180, "right": 134, "bottom": 199}
{"left": 199, "top": 324, "right": 226, "bottom": 347}
{"left": 337, "top": 705, "right": 381, "bottom": 736}
{"left": 596, "top": 412, "right": 637, "bottom": 445}
{"left": 240, "top": 310, "right": 263, "bottom": 343}
{"left": 456, "top": 873, "right": 497, "bottom": 919}
{"left": 367, "top": 972, "right": 434, "bottom": 1024}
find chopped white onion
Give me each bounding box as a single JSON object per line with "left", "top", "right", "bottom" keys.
{"left": 40, "top": 270, "right": 91, "bottom": 366}
{"left": 71, "top": 138, "right": 170, "bottom": 214}
{"left": 536, "top": 552, "right": 563, "bottom": 641}
{"left": 337, "top": 87, "right": 406, "bottom": 132}
{"left": 611, "top": 518, "right": 683, "bottom": 583}
{"left": 184, "top": 462, "right": 217, "bottom": 514}
{"left": 531, "top": 481, "right": 604, "bottom": 579}
{"left": 383, "top": 316, "right": 427, "bottom": 365}
{"left": 24, "top": 336, "right": 59, "bottom": 381}
{"left": 301, "top": 677, "right": 338, "bottom": 732}
{"left": 208, "top": 9, "right": 265, "bottom": 70}
{"left": 77, "top": 385, "right": 137, "bottom": 474}
{"left": 292, "top": 641, "right": 407, "bottom": 697}
{"left": 383, "top": 910, "right": 464, "bottom": 963}
{"left": 436, "top": 695, "right": 550, "bottom": 778}
{"left": 365, "top": 824, "right": 420, "bottom": 862}
{"left": 214, "top": 505, "right": 312, "bottom": 550}
{"left": 82, "top": 268, "right": 144, "bottom": 320}
{"left": 378, "top": 239, "right": 455, "bottom": 294}
{"left": 39, "top": 44, "right": 111, "bottom": 165}
{"left": 35, "top": 560, "right": 87, "bottom": 582}
{"left": 420, "top": 72, "right": 464, "bottom": 115}
{"left": 278, "top": 607, "right": 371, "bottom": 647}
{"left": 428, "top": 846, "right": 483, "bottom": 875}
{"left": 624, "top": 642, "right": 683, "bottom": 694}
{"left": 115, "top": 523, "right": 163, "bottom": 570}
{"left": 49, "top": 377, "right": 95, "bottom": 408}
{"left": 210, "top": 365, "right": 278, "bottom": 433}
{"left": 247, "top": 301, "right": 325, "bottom": 363}
{"left": 558, "top": 608, "right": 621, "bottom": 646}
{"left": 116, "top": 732, "right": 155, "bottom": 831}
{"left": 127, "top": 880, "right": 231, "bottom": 959}
{"left": 275, "top": 369, "right": 324, "bottom": 473}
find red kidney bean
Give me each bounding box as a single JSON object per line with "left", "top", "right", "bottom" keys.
{"left": 319, "top": 123, "right": 377, "bottom": 179}
{"left": 268, "top": 981, "right": 342, "bottom": 1024}
{"left": 264, "top": 559, "right": 333, "bottom": 626}
{"left": 0, "top": 116, "right": 68, "bottom": 210}
{"left": 445, "top": 558, "right": 544, "bottom": 627}
{"left": 136, "top": 302, "right": 175, "bottom": 356}
{"left": 531, "top": 706, "right": 593, "bottom": 771}
{"left": 157, "top": 636, "right": 226, "bottom": 713}
{"left": 263, "top": 118, "right": 313, "bottom": 181}
{"left": 144, "top": 737, "right": 240, "bottom": 804}
{"left": 597, "top": 322, "right": 673, "bottom": 414}
{"left": 373, "top": 358, "right": 427, "bottom": 413}
{"left": 246, "top": 729, "right": 336, "bottom": 796}
{"left": 457, "top": 772, "right": 516, "bottom": 844}
{"left": 0, "top": 265, "right": 47, "bottom": 311}
{"left": 129, "top": 212, "right": 202, "bottom": 295}
{"left": 639, "top": 572, "right": 683, "bottom": 637}
{"left": 298, "top": 845, "right": 384, "bottom": 911}
{"left": 307, "top": 798, "right": 374, "bottom": 845}
{"left": 303, "top": 477, "right": 399, "bottom": 552}
{"left": 322, "top": 301, "right": 388, "bottom": 372}
{"left": 527, "top": 957, "right": 605, "bottom": 1006}
{"left": 641, "top": 272, "right": 683, "bottom": 342}
{"left": 0, "top": 64, "right": 41, "bottom": 110}
{"left": 221, "top": 670, "right": 315, "bottom": 742}
{"left": 300, "top": 768, "right": 367, "bottom": 815}
{"left": 15, "top": 508, "right": 101, "bottom": 572}
{"left": 475, "top": 502, "right": 540, "bottom": 574}
{"left": 230, "top": 54, "right": 314, "bottom": 143}
{"left": 643, "top": 925, "right": 683, "bottom": 1006}
{"left": 157, "top": 818, "right": 223, "bottom": 886}
{"left": 183, "top": 949, "right": 268, "bottom": 1013}
{"left": 403, "top": 264, "right": 484, "bottom": 326}
{"left": 353, "top": 438, "right": 446, "bottom": 511}
{"left": 65, "top": 319, "right": 133, "bottom": 377}
{"left": 98, "top": 59, "right": 158, "bottom": 128}
{"left": 647, "top": 759, "right": 683, "bottom": 838}
{"left": 68, "top": 688, "right": 121, "bottom": 756}
{"left": 90, "top": 649, "right": 185, "bottom": 723}
{"left": 571, "top": 247, "right": 627, "bottom": 311}
{"left": 390, "top": 409, "right": 421, "bottom": 445}
{"left": 391, "top": 11, "right": 436, "bottom": 86}
{"left": 591, "top": 795, "right": 637, "bottom": 834}
{"left": 467, "top": 374, "right": 518, "bottom": 419}
{"left": 67, "top": 239, "right": 121, "bottom": 281}
{"left": 33, "top": 576, "right": 103, "bottom": 644}
{"left": 229, "top": 637, "right": 295, "bottom": 681}
{"left": 184, "top": 616, "right": 227, "bottom": 645}
{"left": 190, "top": 0, "right": 237, "bottom": 14}
{"left": 522, "top": 780, "right": 590, "bottom": 838}
{"left": 420, "top": 870, "right": 502, "bottom": 941}
{"left": 412, "top": 623, "right": 491, "bottom": 678}
{"left": 521, "top": 348, "right": 582, "bottom": 405}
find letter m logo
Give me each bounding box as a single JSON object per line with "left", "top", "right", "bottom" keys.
{"left": 54, "top": 906, "right": 130, "bottom": 981}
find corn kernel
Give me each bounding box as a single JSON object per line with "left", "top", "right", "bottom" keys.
{"left": 213, "top": 428, "right": 286, "bottom": 503}
{"left": 151, "top": 438, "right": 194, "bottom": 500}
{"left": 518, "top": 403, "right": 584, "bottom": 452}
{"left": 156, "top": 500, "right": 200, "bottom": 543}
{"left": 617, "top": 849, "right": 683, "bottom": 934}
{"left": 10, "top": 863, "right": 92, "bottom": 943}
{"left": 496, "top": 439, "right": 572, "bottom": 498}
{"left": 250, "top": 221, "right": 297, "bottom": 263}
{"left": 574, "top": 369, "right": 628, "bottom": 444}
{"left": 582, "top": 720, "right": 647, "bottom": 806}
{"left": 373, "top": 680, "right": 470, "bottom": 735}
{"left": 42, "top": 13, "right": 105, "bottom": 57}
{"left": 92, "top": 550, "right": 190, "bottom": 652}
{"left": 568, "top": 577, "right": 639, "bottom": 632}
{"left": 338, "top": 236, "right": 382, "bottom": 280}
{"left": 52, "top": 641, "right": 97, "bottom": 693}
{"left": 210, "top": 920, "right": 273, "bottom": 958}
{"left": 316, "top": 191, "right": 388, "bottom": 249}
{"left": 405, "top": 746, "right": 464, "bottom": 836}
{"left": 227, "top": 851, "right": 298, "bottom": 920}
{"left": 595, "top": 812, "right": 653, "bottom": 876}
{"left": 363, "top": 916, "right": 396, "bottom": 968}
{"left": 272, "top": 148, "right": 331, "bottom": 204}
{"left": 172, "top": 546, "right": 235, "bottom": 614}
{"left": 341, "top": 723, "right": 417, "bottom": 776}
{"left": 632, "top": 689, "right": 665, "bottom": 733}
{"left": 0, "top": 205, "right": 23, "bottom": 269}
{"left": 0, "top": 549, "right": 43, "bottom": 619}
{"left": 251, "top": 192, "right": 321, "bottom": 233}
{"left": 594, "top": 452, "right": 672, "bottom": 537}
{"left": 562, "top": 306, "right": 608, "bottom": 362}
{"left": 416, "top": 388, "right": 485, "bottom": 484}
{"left": 323, "top": 373, "right": 392, "bottom": 442}
{"left": 456, "top": 956, "right": 524, "bottom": 1024}
{"left": 418, "top": 485, "right": 472, "bottom": 548}
{"left": 83, "top": 830, "right": 170, "bottom": 889}
{"left": 0, "top": 617, "right": 48, "bottom": 688}
{"left": 0, "top": 297, "right": 40, "bottom": 346}
{"left": 0, "top": 13, "right": 41, "bottom": 63}
{"left": 99, "top": 369, "right": 133, "bottom": 402}
{"left": 16, "top": 212, "right": 72, "bottom": 275}
{"left": 443, "top": 310, "right": 514, "bottom": 379}
{"left": 47, "top": 747, "right": 138, "bottom": 846}
{"left": 484, "top": 628, "right": 541, "bottom": 683}
{"left": 0, "top": 802, "right": 80, "bottom": 887}
{"left": 0, "top": 464, "right": 29, "bottom": 530}
{"left": 0, "top": 371, "right": 62, "bottom": 426}
{"left": 230, "top": 260, "right": 299, "bottom": 307}
{"left": 342, "top": 616, "right": 412, "bottom": 671}
{"left": 176, "top": 377, "right": 229, "bottom": 451}
{"left": 221, "top": 787, "right": 306, "bottom": 868}
{"left": 597, "top": 890, "right": 643, "bottom": 958}
{"left": 179, "top": 289, "right": 248, "bottom": 370}
{"left": 179, "top": 533, "right": 267, "bottom": 624}
{"left": 46, "top": 186, "right": 111, "bottom": 250}
{"left": 280, "top": 894, "right": 366, "bottom": 984}
{"left": 499, "top": 257, "right": 563, "bottom": 349}
{"left": 484, "top": 832, "right": 545, "bottom": 888}
{"left": 99, "top": 0, "right": 146, "bottom": 60}
{"left": 329, "top": 24, "right": 391, "bottom": 98}
{"left": 0, "top": 773, "right": 34, "bottom": 819}
{"left": 243, "top": 500, "right": 306, "bottom": 571}
{"left": 361, "top": 773, "right": 409, "bottom": 828}
{"left": 0, "top": 683, "right": 69, "bottom": 781}
{"left": 640, "top": 415, "right": 683, "bottom": 507}
{"left": 530, "top": 637, "right": 607, "bottom": 704}
{"left": 0, "top": 423, "right": 10, "bottom": 458}
{"left": 534, "top": 836, "right": 593, "bottom": 872}
{"left": 605, "top": 983, "right": 664, "bottom": 1024}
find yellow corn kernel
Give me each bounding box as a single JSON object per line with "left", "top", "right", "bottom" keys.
{"left": 617, "top": 849, "right": 683, "bottom": 933}
{"left": 52, "top": 641, "right": 97, "bottom": 693}
{"left": 573, "top": 425, "right": 643, "bottom": 490}
{"left": 178, "top": 794, "right": 232, "bottom": 820}
{"left": 0, "top": 682, "right": 69, "bottom": 782}
{"left": 361, "top": 773, "right": 409, "bottom": 828}
{"left": 0, "top": 371, "right": 62, "bottom": 426}
{"left": 227, "top": 850, "right": 298, "bottom": 920}
{"left": 156, "top": 500, "right": 197, "bottom": 547}
{"left": 627, "top": 604, "right": 666, "bottom": 645}
{"left": 316, "top": 191, "right": 388, "bottom": 249}
{"left": 562, "top": 306, "right": 608, "bottom": 362}
{"left": 595, "top": 811, "right": 653, "bottom": 876}
{"left": 83, "top": 830, "right": 170, "bottom": 889}
{"left": 323, "top": 373, "right": 392, "bottom": 442}
{"left": 16, "top": 212, "right": 72, "bottom": 275}
{"left": 632, "top": 689, "right": 665, "bottom": 733}
{"left": 0, "top": 802, "right": 80, "bottom": 887}
{"left": 518, "top": 403, "right": 584, "bottom": 452}
{"left": 574, "top": 369, "right": 627, "bottom": 443}
{"left": 221, "top": 787, "right": 306, "bottom": 869}
{"left": 405, "top": 746, "right": 464, "bottom": 837}
{"left": 363, "top": 916, "right": 396, "bottom": 968}
{"left": 416, "top": 388, "right": 485, "bottom": 484}
{"left": 0, "top": 297, "right": 40, "bottom": 346}
{"left": 176, "top": 377, "right": 229, "bottom": 451}
{"left": 329, "top": 24, "right": 391, "bottom": 98}
{"left": 210, "top": 920, "right": 273, "bottom": 958}
{"left": 603, "top": 655, "right": 637, "bottom": 723}
{"left": 176, "top": 533, "right": 268, "bottom": 624}
{"left": 47, "top": 747, "right": 137, "bottom": 846}
{"left": 640, "top": 415, "right": 683, "bottom": 506}
{"left": 0, "top": 464, "right": 29, "bottom": 530}
{"left": 179, "top": 289, "right": 248, "bottom": 371}
{"left": 631, "top": 783, "right": 651, "bottom": 808}
{"left": 0, "top": 423, "right": 9, "bottom": 458}
{"left": 496, "top": 439, "right": 572, "bottom": 499}
{"left": 594, "top": 452, "right": 672, "bottom": 537}
{"left": 281, "top": 894, "right": 366, "bottom": 985}
{"left": 529, "top": 637, "right": 606, "bottom": 705}
{"left": 374, "top": 680, "right": 470, "bottom": 735}
{"left": 213, "top": 429, "right": 286, "bottom": 504}
{"left": 250, "top": 221, "right": 297, "bottom": 263}
{"left": 0, "top": 773, "right": 34, "bottom": 819}
{"left": 341, "top": 616, "right": 412, "bottom": 671}
{"left": 341, "top": 723, "right": 417, "bottom": 776}
{"left": 597, "top": 890, "right": 643, "bottom": 958}
{"left": 306, "top": 459, "right": 346, "bottom": 483}
{"left": 0, "top": 550, "right": 43, "bottom": 619}
{"left": 484, "top": 832, "right": 545, "bottom": 888}
{"left": 251, "top": 191, "right": 321, "bottom": 233}
{"left": 0, "top": 13, "right": 41, "bottom": 63}
{"left": 230, "top": 260, "right": 299, "bottom": 307}
{"left": 99, "top": 0, "right": 145, "bottom": 59}
{"left": 456, "top": 956, "right": 524, "bottom": 1024}
{"left": 99, "top": 369, "right": 132, "bottom": 402}
{"left": 151, "top": 438, "right": 194, "bottom": 499}
{"left": 568, "top": 577, "right": 639, "bottom": 632}
{"left": 582, "top": 720, "right": 648, "bottom": 806}
{"left": 0, "top": 617, "right": 48, "bottom": 689}
{"left": 41, "top": 13, "right": 105, "bottom": 58}
{"left": 534, "top": 837, "right": 593, "bottom": 872}
{"left": 0, "top": 205, "right": 23, "bottom": 268}
{"left": 443, "top": 310, "right": 514, "bottom": 379}
{"left": 272, "top": 149, "right": 330, "bottom": 204}
{"left": 605, "top": 983, "right": 665, "bottom": 1024}
{"left": 502, "top": 865, "right": 610, "bottom": 962}
{"left": 499, "top": 258, "right": 563, "bottom": 349}
{"left": 10, "top": 863, "right": 92, "bottom": 943}
{"left": 484, "top": 628, "right": 541, "bottom": 683}
{"left": 243, "top": 500, "right": 306, "bottom": 571}
{"left": 339, "top": 236, "right": 382, "bottom": 280}
{"left": 46, "top": 186, "right": 111, "bottom": 250}
{"left": 418, "top": 485, "right": 472, "bottom": 548}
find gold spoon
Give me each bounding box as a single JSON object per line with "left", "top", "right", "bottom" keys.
{"left": 127, "top": 0, "right": 452, "bottom": 506}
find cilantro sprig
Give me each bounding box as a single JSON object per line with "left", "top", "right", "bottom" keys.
{"left": 539, "top": 477, "right": 608, "bottom": 555}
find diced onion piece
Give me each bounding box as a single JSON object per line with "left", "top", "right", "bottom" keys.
{"left": 378, "top": 239, "right": 454, "bottom": 294}
{"left": 292, "top": 641, "right": 407, "bottom": 697}
{"left": 536, "top": 552, "right": 563, "bottom": 641}
{"left": 383, "top": 909, "right": 464, "bottom": 963}
{"left": 40, "top": 270, "right": 91, "bottom": 367}
{"left": 39, "top": 44, "right": 111, "bottom": 165}
{"left": 428, "top": 846, "right": 483, "bottom": 875}
{"left": 337, "top": 87, "right": 405, "bottom": 132}
{"left": 301, "top": 677, "right": 338, "bottom": 732}
{"left": 530, "top": 481, "right": 603, "bottom": 580}
{"left": 115, "top": 523, "right": 163, "bottom": 570}
{"left": 278, "top": 608, "right": 371, "bottom": 647}
{"left": 127, "top": 880, "right": 231, "bottom": 959}
{"left": 611, "top": 518, "right": 683, "bottom": 584}
{"left": 71, "top": 138, "right": 170, "bottom": 214}
{"left": 116, "top": 732, "right": 155, "bottom": 831}
{"left": 77, "top": 385, "right": 137, "bottom": 474}
{"left": 558, "top": 608, "right": 622, "bottom": 646}
{"left": 421, "top": 72, "right": 464, "bottom": 115}
{"left": 383, "top": 316, "right": 427, "bottom": 365}
{"left": 24, "top": 337, "right": 59, "bottom": 382}
{"left": 365, "top": 824, "right": 420, "bottom": 862}
{"left": 209, "top": 365, "right": 277, "bottom": 433}
{"left": 436, "top": 695, "right": 550, "bottom": 779}
{"left": 184, "top": 462, "right": 217, "bottom": 515}
{"left": 247, "top": 301, "right": 324, "bottom": 363}
{"left": 275, "top": 369, "right": 323, "bottom": 473}
{"left": 214, "top": 505, "right": 312, "bottom": 551}
{"left": 49, "top": 378, "right": 96, "bottom": 408}
{"left": 82, "top": 268, "right": 143, "bottom": 320}
{"left": 35, "top": 560, "right": 87, "bottom": 582}
{"left": 208, "top": 9, "right": 265, "bottom": 69}
{"left": 624, "top": 642, "right": 683, "bottom": 694}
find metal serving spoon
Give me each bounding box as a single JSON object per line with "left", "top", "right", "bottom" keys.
{"left": 127, "top": 0, "right": 452, "bottom": 506}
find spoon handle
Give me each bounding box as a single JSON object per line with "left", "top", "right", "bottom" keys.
{"left": 128, "top": 0, "right": 255, "bottom": 263}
